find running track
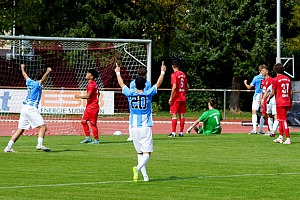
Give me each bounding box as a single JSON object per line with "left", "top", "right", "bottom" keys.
{"left": 0, "top": 119, "right": 299, "bottom": 136}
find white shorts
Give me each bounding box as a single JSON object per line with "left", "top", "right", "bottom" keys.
{"left": 18, "top": 105, "right": 45, "bottom": 130}
{"left": 252, "top": 93, "right": 262, "bottom": 111}
{"left": 132, "top": 126, "right": 153, "bottom": 153}
{"left": 266, "top": 103, "right": 277, "bottom": 115}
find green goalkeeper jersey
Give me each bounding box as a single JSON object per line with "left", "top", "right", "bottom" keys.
{"left": 199, "top": 109, "right": 222, "bottom": 135}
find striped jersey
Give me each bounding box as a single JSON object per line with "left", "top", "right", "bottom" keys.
{"left": 122, "top": 85, "right": 157, "bottom": 127}
{"left": 23, "top": 78, "right": 42, "bottom": 108}
{"left": 250, "top": 74, "right": 264, "bottom": 100}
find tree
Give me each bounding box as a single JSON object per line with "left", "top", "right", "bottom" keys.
{"left": 175, "top": 0, "right": 299, "bottom": 112}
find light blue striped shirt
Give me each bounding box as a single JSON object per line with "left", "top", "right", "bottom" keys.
{"left": 122, "top": 85, "right": 157, "bottom": 127}
{"left": 250, "top": 74, "right": 264, "bottom": 100}
{"left": 23, "top": 78, "right": 42, "bottom": 108}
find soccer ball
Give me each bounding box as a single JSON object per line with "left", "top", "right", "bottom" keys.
{"left": 114, "top": 131, "right": 122, "bottom": 135}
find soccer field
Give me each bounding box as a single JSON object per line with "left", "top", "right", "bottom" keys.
{"left": 1, "top": 133, "right": 300, "bottom": 200}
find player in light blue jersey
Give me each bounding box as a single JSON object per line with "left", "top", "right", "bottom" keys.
{"left": 127, "top": 67, "right": 152, "bottom": 142}
{"left": 115, "top": 62, "right": 166, "bottom": 183}
{"left": 244, "top": 64, "right": 265, "bottom": 134}
{"left": 4, "top": 64, "right": 52, "bottom": 152}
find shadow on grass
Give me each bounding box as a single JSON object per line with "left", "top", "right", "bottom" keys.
{"left": 150, "top": 176, "right": 199, "bottom": 182}
{"left": 47, "top": 149, "right": 85, "bottom": 153}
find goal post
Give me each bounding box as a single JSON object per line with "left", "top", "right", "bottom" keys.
{"left": 0, "top": 35, "right": 152, "bottom": 136}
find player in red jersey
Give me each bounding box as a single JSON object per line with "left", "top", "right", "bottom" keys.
{"left": 260, "top": 65, "right": 273, "bottom": 134}
{"left": 75, "top": 69, "right": 100, "bottom": 144}
{"left": 268, "top": 63, "right": 293, "bottom": 144}
{"left": 168, "top": 60, "right": 189, "bottom": 137}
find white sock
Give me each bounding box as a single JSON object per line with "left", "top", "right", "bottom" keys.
{"left": 137, "top": 154, "right": 150, "bottom": 171}
{"left": 7, "top": 140, "right": 15, "bottom": 149}
{"left": 38, "top": 137, "right": 44, "bottom": 146}
{"left": 278, "top": 135, "right": 283, "bottom": 139}
{"left": 138, "top": 154, "right": 148, "bottom": 178}
{"left": 179, "top": 132, "right": 183, "bottom": 135}
{"left": 172, "top": 132, "right": 176, "bottom": 135}
{"left": 259, "top": 116, "right": 264, "bottom": 132}
{"left": 272, "top": 120, "right": 279, "bottom": 133}
{"left": 252, "top": 114, "right": 257, "bottom": 131}
{"left": 268, "top": 118, "right": 273, "bottom": 132}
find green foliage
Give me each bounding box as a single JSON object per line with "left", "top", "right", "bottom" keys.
{"left": 1, "top": 0, "right": 300, "bottom": 110}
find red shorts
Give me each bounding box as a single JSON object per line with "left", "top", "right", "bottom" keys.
{"left": 82, "top": 106, "right": 99, "bottom": 124}
{"left": 261, "top": 100, "right": 267, "bottom": 115}
{"left": 276, "top": 106, "right": 291, "bottom": 121}
{"left": 170, "top": 101, "right": 186, "bottom": 114}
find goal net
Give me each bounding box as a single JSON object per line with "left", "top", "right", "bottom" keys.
{"left": 0, "top": 35, "right": 151, "bottom": 136}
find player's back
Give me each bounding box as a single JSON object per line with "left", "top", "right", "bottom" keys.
{"left": 273, "top": 74, "right": 292, "bottom": 106}
{"left": 124, "top": 86, "right": 157, "bottom": 127}
{"left": 200, "top": 109, "right": 222, "bottom": 134}
{"left": 171, "top": 70, "right": 188, "bottom": 101}
{"left": 23, "top": 79, "right": 42, "bottom": 108}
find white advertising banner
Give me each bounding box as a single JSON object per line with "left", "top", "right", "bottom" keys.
{"left": 0, "top": 89, "right": 114, "bottom": 115}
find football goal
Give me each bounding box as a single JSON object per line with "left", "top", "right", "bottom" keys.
{"left": 0, "top": 35, "right": 152, "bottom": 135}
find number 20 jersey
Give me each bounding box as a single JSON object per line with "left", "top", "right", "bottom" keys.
{"left": 122, "top": 85, "right": 157, "bottom": 127}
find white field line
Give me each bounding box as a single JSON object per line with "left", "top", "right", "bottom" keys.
{"left": 0, "top": 172, "right": 299, "bottom": 189}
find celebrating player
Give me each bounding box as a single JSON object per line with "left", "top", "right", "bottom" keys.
{"left": 186, "top": 98, "right": 222, "bottom": 135}
{"left": 268, "top": 63, "right": 293, "bottom": 144}
{"left": 75, "top": 69, "right": 100, "bottom": 144}
{"left": 115, "top": 62, "right": 166, "bottom": 183}
{"left": 127, "top": 66, "right": 152, "bottom": 142}
{"left": 4, "top": 64, "right": 51, "bottom": 152}
{"left": 244, "top": 65, "right": 265, "bottom": 134}
{"left": 168, "top": 59, "right": 189, "bottom": 137}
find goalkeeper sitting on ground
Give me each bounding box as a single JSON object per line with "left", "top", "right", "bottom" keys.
{"left": 187, "top": 98, "right": 222, "bottom": 135}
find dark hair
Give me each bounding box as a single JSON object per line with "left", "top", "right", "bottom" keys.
{"left": 172, "top": 59, "right": 180, "bottom": 68}
{"left": 88, "top": 69, "right": 99, "bottom": 79}
{"left": 135, "top": 76, "right": 146, "bottom": 90}
{"left": 137, "top": 67, "right": 147, "bottom": 77}
{"left": 35, "top": 69, "right": 46, "bottom": 80}
{"left": 209, "top": 98, "right": 217, "bottom": 108}
{"left": 273, "top": 63, "right": 284, "bottom": 74}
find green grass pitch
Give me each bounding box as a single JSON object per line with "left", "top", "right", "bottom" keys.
{"left": 1, "top": 133, "right": 300, "bottom": 200}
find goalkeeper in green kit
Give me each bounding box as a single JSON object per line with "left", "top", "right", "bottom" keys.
{"left": 187, "top": 98, "right": 222, "bottom": 135}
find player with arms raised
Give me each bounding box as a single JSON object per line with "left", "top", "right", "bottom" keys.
{"left": 268, "top": 63, "right": 293, "bottom": 144}
{"left": 115, "top": 62, "right": 166, "bottom": 183}
{"left": 4, "top": 64, "right": 51, "bottom": 152}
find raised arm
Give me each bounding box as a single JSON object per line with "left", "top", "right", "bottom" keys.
{"left": 21, "top": 64, "right": 29, "bottom": 80}
{"left": 115, "top": 63, "right": 126, "bottom": 88}
{"left": 40, "top": 68, "right": 52, "bottom": 85}
{"left": 244, "top": 80, "right": 253, "bottom": 90}
{"left": 154, "top": 61, "right": 166, "bottom": 88}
